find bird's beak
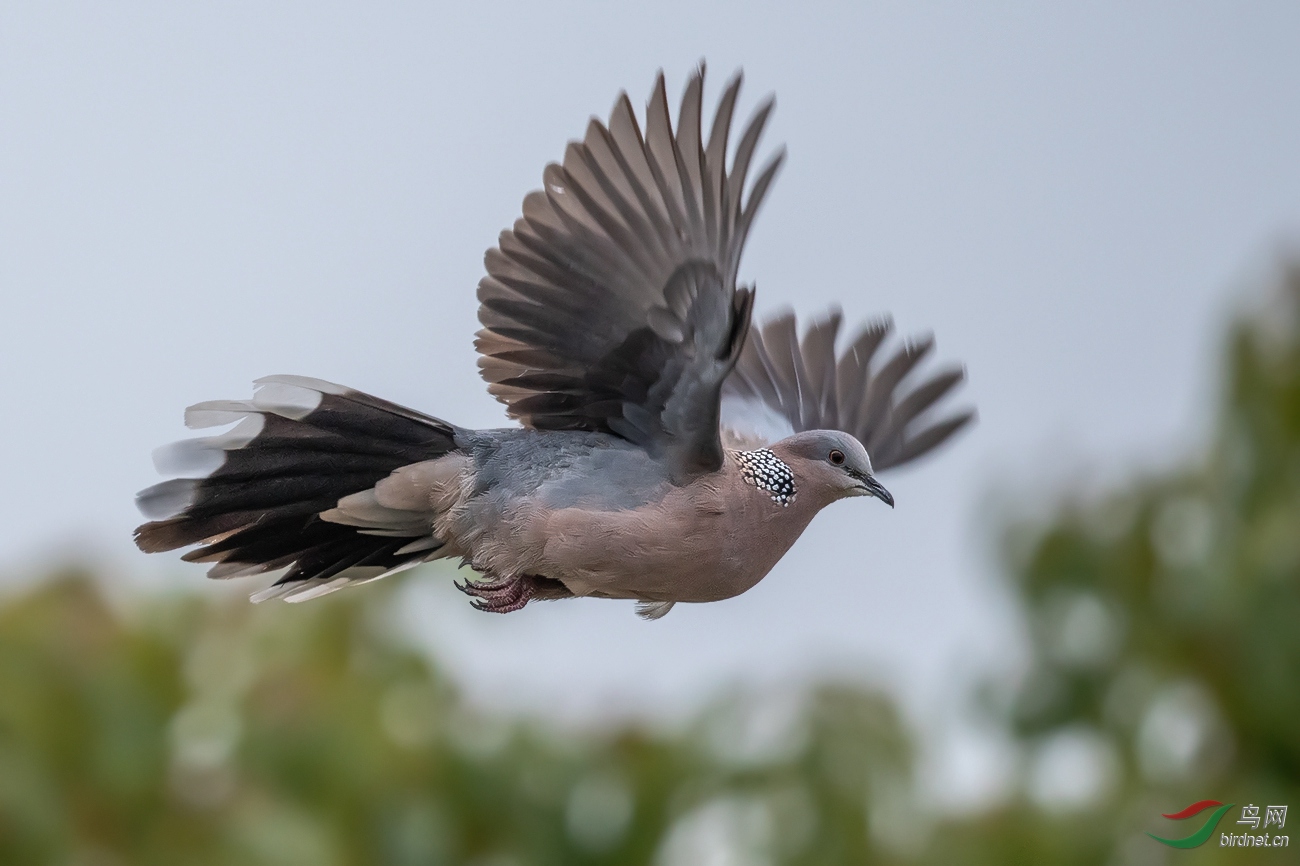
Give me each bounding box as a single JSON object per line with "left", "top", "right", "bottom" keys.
{"left": 859, "top": 473, "right": 894, "bottom": 508}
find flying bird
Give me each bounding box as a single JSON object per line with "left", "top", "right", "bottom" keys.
{"left": 135, "top": 67, "right": 974, "bottom": 618}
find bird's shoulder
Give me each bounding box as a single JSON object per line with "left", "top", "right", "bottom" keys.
{"left": 462, "top": 428, "right": 672, "bottom": 508}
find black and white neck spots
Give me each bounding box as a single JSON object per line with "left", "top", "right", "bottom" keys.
{"left": 734, "top": 449, "right": 797, "bottom": 507}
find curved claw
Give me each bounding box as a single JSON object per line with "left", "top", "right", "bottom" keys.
{"left": 459, "top": 573, "right": 535, "bottom": 613}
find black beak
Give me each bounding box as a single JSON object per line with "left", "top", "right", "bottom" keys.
{"left": 867, "top": 475, "right": 894, "bottom": 508}
{"left": 850, "top": 469, "right": 894, "bottom": 507}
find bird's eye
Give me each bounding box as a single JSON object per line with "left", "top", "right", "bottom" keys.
{"left": 828, "top": 449, "right": 845, "bottom": 466}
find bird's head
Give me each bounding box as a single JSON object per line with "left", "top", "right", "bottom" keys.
{"left": 771, "top": 430, "right": 893, "bottom": 508}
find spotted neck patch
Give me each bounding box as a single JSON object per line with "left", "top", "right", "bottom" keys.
{"left": 734, "top": 448, "right": 797, "bottom": 507}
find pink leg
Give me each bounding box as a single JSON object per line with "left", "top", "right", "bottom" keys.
{"left": 455, "top": 574, "right": 534, "bottom": 613}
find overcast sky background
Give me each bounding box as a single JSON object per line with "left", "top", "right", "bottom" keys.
{"left": 3, "top": 1, "right": 1299, "bottom": 802}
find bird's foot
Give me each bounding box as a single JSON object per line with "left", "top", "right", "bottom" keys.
{"left": 455, "top": 574, "right": 533, "bottom": 613}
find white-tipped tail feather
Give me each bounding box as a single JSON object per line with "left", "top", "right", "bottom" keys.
{"left": 135, "top": 377, "right": 461, "bottom": 603}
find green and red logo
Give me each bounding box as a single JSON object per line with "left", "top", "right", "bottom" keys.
{"left": 1149, "top": 800, "right": 1235, "bottom": 848}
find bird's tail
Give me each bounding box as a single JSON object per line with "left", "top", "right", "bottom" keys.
{"left": 135, "top": 375, "right": 460, "bottom": 601}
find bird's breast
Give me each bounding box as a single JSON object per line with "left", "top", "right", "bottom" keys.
{"left": 532, "top": 467, "right": 819, "bottom": 603}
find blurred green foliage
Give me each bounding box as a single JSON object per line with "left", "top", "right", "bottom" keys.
{"left": 0, "top": 573, "right": 915, "bottom": 866}
{"left": 954, "top": 264, "right": 1300, "bottom": 865}
{"left": 1, "top": 267, "right": 1298, "bottom": 864}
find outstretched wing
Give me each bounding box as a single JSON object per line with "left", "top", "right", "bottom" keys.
{"left": 475, "top": 67, "right": 783, "bottom": 479}
{"left": 720, "top": 308, "right": 975, "bottom": 471}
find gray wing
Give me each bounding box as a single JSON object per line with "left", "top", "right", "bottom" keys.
{"left": 720, "top": 308, "right": 975, "bottom": 471}
{"left": 475, "top": 67, "right": 783, "bottom": 479}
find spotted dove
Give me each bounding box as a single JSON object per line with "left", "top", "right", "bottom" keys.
{"left": 135, "top": 67, "right": 974, "bottom": 618}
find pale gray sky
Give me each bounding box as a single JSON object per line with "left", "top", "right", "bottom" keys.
{"left": 3, "top": 4, "right": 1299, "bottom": 776}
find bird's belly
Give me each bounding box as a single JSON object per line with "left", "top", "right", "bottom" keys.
{"left": 530, "top": 495, "right": 803, "bottom": 603}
